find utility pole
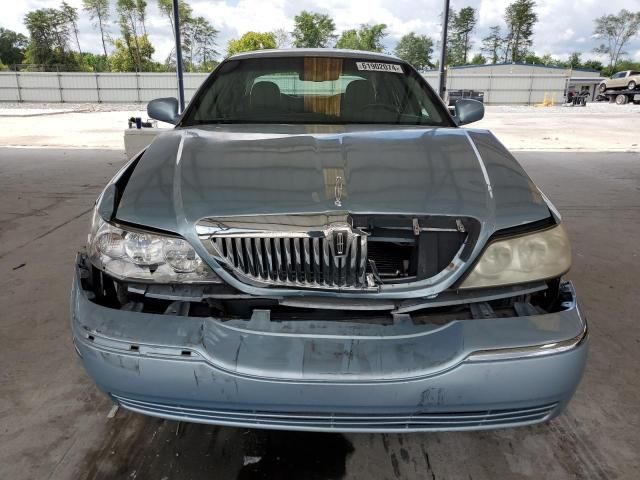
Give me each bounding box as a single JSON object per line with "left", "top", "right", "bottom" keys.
{"left": 438, "top": 0, "right": 450, "bottom": 100}
{"left": 172, "top": 0, "right": 185, "bottom": 112}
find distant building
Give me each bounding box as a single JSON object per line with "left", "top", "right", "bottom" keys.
{"left": 423, "top": 63, "right": 602, "bottom": 105}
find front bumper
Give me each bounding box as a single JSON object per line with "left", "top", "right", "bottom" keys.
{"left": 71, "top": 267, "right": 588, "bottom": 432}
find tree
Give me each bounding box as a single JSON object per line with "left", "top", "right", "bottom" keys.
{"left": 272, "top": 28, "right": 290, "bottom": 48}
{"left": 336, "top": 24, "right": 387, "bottom": 52}
{"left": 80, "top": 51, "right": 110, "bottom": 71}
{"left": 539, "top": 53, "right": 555, "bottom": 65}
{"left": 481, "top": 26, "right": 504, "bottom": 64}
{"left": 116, "top": 0, "right": 149, "bottom": 71}
{"left": 504, "top": 0, "right": 538, "bottom": 63}
{"left": 0, "top": 28, "right": 28, "bottom": 66}
{"left": 291, "top": 11, "right": 336, "bottom": 48}
{"left": 24, "top": 8, "right": 75, "bottom": 66}
{"left": 394, "top": 32, "right": 433, "bottom": 70}
{"left": 567, "top": 52, "right": 581, "bottom": 69}
{"left": 448, "top": 7, "right": 476, "bottom": 65}
{"left": 470, "top": 53, "right": 486, "bottom": 64}
{"left": 582, "top": 59, "right": 604, "bottom": 72}
{"left": 183, "top": 16, "right": 218, "bottom": 71}
{"left": 227, "top": 32, "right": 276, "bottom": 56}
{"left": 61, "top": 2, "right": 83, "bottom": 58}
{"left": 136, "top": 0, "right": 148, "bottom": 36}
{"left": 593, "top": 10, "right": 640, "bottom": 72}
{"left": 109, "top": 35, "right": 157, "bottom": 71}
{"left": 82, "top": 0, "right": 110, "bottom": 57}
{"left": 158, "top": 0, "right": 192, "bottom": 39}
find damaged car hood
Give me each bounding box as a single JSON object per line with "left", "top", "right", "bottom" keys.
{"left": 116, "top": 124, "right": 549, "bottom": 234}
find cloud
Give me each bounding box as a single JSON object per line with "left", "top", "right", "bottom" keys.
{"left": 2, "top": 0, "right": 639, "bottom": 63}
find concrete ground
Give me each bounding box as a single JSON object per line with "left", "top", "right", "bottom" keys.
{"left": 0, "top": 102, "right": 639, "bottom": 152}
{"left": 1, "top": 146, "right": 638, "bottom": 480}
{"left": 0, "top": 104, "right": 639, "bottom": 479}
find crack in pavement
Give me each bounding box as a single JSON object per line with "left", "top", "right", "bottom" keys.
{"left": 0, "top": 207, "right": 93, "bottom": 260}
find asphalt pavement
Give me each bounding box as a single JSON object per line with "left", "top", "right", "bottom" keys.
{"left": 0, "top": 147, "right": 638, "bottom": 479}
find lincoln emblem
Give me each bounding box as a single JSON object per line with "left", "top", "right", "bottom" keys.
{"left": 334, "top": 176, "right": 344, "bottom": 207}
{"left": 336, "top": 231, "right": 345, "bottom": 255}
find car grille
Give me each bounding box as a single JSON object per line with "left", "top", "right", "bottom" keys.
{"left": 112, "top": 394, "right": 558, "bottom": 432}
{"left": 206, "top": 233, "right": 368, "bottom": 289}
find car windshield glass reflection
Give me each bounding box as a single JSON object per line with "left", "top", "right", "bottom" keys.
{"left": 182, "top": 57, "right": 447, "bottom": 126}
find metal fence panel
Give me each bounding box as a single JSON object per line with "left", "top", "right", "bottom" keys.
{"left": 0, "top": 71, "right": 571, "bottom": 105}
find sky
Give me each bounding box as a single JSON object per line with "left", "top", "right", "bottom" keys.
{"left": 2, "top": 0, "right": 640, "bottom": 64}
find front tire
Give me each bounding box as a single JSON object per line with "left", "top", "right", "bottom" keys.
{"left": 628, "top": 80, "right": 637, "bottom": 91}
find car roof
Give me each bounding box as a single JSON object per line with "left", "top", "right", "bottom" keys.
{"left": 226, "top": 48, "right": 405, "bottom": 63}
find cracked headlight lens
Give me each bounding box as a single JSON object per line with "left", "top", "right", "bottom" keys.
{"left": 88, "top": 210, "right": 221, "bottom": 283}
{"left": 460, "top": 224, "right": 571, "bottom": 289}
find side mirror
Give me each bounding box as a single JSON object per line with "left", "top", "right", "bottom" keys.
{"left": 454, "top": 99, "right": 484, "bottom": 125}
{"left": 147, "top": 97, "right": 179, "bottom": 125}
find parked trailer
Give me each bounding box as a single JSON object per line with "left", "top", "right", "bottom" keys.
{"left": 598, "top": 88, "right": 640, "bottom": 105}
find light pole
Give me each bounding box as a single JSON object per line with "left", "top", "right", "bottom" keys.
{"left": 172, "top": 0, "right": 185, "bottom": 112}
{"left": 438, "top": 0, "right": 450, "bottom": 100}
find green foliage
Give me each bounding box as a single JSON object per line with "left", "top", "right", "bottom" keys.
{"left": 157, "top": 0, "right": 217, "bottom": 72}
{"left": 336, "top": 24, "right": 387, "bottom": 52}
{"left": 227, "top": 32, "right": 277, "bottom": 56}
{"left": 504, "top": 0, "right": 538, "bottom": 63}
{"left": 291, "top": 11, "right": 336, "bottom": 48}
{"left": 481, "top": 26, "right": 504, "bottom": 64}
{"left": 0, "top": 28, "right": 28, "bottom": 66}
{"left": 593, "top": 9, "right": 640, "bottom": 71}
{"left": 183, "top": 16, "right": 219, "bottom": 72}
{"left": 116, "top": 0, "right": 149, "bottom": 71}
{"left": 83, "top": 0, "right": 110, "bottom": 57}
{"left": 24, "top": 7, "right": 77, "bottom": 66}
{"left": 109, "top": 35, "right": 158, "bottom": 71}
{"left": 470, "top": 53, "right": 486, "bottom": 65}
{"left": 80, "top": 52, "right": 110, "bottom": 71}
{"left": 61, "top": 1, "right": 83, "bottom": 61}
{"left": 448, "top": 7, "right": 476, "bottom": 65}
{"left": 521, "top": 52, "right": 609, "bottom": 73}
{"left": 582, "top": 59, "right": 604, "bottom": 73}
{"left": 394, "top": 32, "right": 433, "bottom": 70}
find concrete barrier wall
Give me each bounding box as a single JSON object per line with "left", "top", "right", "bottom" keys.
{"left": 0, "top": 71, "right": 568, "bottom": 105}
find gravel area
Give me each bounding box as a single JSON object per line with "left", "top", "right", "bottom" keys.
{"left": 0, "top": 102, "right": 146, "bottom": 113}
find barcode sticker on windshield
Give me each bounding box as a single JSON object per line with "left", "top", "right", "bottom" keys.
{"left": 356, "top": 62, "right": 403, "bottom": 73}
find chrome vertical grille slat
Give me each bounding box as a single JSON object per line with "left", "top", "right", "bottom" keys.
{"left": 244, "top": 238, "right": 255, "bottom": 276}
{"left": 203, "top": 226, "right": 369, "bottom": 289}
{"left": 264, "top": 237, "right": 274, "bottom": 280}
{"left": 293, "top": 238, "right": 302, "bottom": 283}
{"left": 255, "top": 238, "right": 265, "bottom": 278}
{"left": 302, "top": 238, "right": 312, "bottom": 283}
{"left": 312, "top": 238, "right": 321, "bottom": 285}
{"left": 283, "top": 238, "right": 293, "bottom": 282}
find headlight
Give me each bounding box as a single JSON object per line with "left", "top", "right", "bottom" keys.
{"left": 460, "top": 224, "right": 571, "bottom": 289}
{"left": 88, "top": 209, "right": 221, "bottom": 283}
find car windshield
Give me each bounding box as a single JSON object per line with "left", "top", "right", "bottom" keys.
{"left": 181, "top": 56, "right": 451, "bottom": 126}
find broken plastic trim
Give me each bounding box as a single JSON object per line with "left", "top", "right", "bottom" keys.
{"left": 78, "top": 253, "right": 568, "bottom": 328}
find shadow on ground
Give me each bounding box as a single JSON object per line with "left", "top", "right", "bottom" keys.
{"left": 81, "top": 410, "right": 354, "bottom": 480}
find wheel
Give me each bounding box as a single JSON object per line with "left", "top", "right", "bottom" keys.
{"left": 628, "top": 80, "right": 637, "bottom": 90}
{"left": 599, "top": 83, "right": 607, "bottom": 93}
{"left": 615, "top": 94, "right": 629, "bottom": 105}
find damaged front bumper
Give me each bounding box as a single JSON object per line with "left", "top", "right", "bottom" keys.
{"left": 71, "top": 260, "right": 588, "bottom": 433}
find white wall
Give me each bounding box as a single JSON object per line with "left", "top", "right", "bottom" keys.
{"left": 0, "top": 72, "right": 208, "bottom": 103}
{"left": 423, "top": 72, "right": 569, "bottom": 104}
{"left": 0, "top": 70, "right": 570, "bottom": 105}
